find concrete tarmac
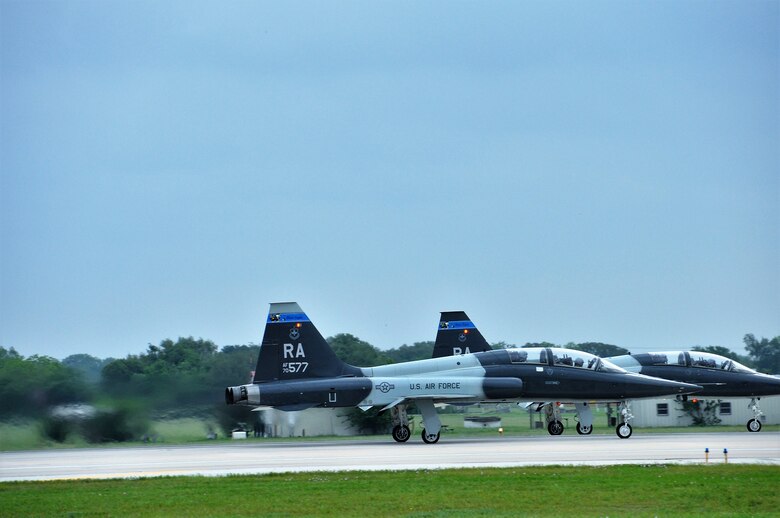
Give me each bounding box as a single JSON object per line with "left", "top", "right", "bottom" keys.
{"left": 2, "top": 432, "right": 778, "bottom": 481}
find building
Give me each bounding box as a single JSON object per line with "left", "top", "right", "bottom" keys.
{"left": 629, "top": 395, "right": 780, "bottom": 428}
{"left": 258, "top": 408, "right": 357, "bottom": 437}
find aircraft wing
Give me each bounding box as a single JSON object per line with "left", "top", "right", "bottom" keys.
{"left": 377, "top": 394, "right": 479, "bottom": 412}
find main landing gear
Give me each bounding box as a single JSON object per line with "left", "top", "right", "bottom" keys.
{"left": 390, "top": 405, "right": 411, "bottom": 443}
{"left": 543, "top": 402, "right": 564, "bottom": 435}
{"left": 615, "top": 401, "right": 633, "bottom": 439}
{"left": 547, "top": 420, "right": 564, "bottom": 435}
{"left": 574, "top": 402, "right": 593, "bottom": 435}
{"left": 421, "top": 429, "right": 441, "bottom": 444}
{"left": 541, "top": 402, "right": 594, "bottom": 436}
{"left": 390, "top": 401, "right": 441, "bottom": 444}
{"left": 392, "top": 424, "right": 411, "bottom": 442}
{"left": 576, "top": 422, "right": 592, "bottom": 435}
{"left": 747, "top": 398, "right": 763, "bottom": 432}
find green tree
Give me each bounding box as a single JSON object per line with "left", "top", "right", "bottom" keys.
{"left": 101, "top": 355, "right": 145, "bottom": 384}
{"left": 100, "top": 337, "right": 220, "bottom": 410}
{"left": 63, "top": 354, "right": 112, "bottom": 384}
{"left": 343, "top": 407, "right": 391, "bottom": 435}
{"left": 81, "top": 402, "right": 151, "bottom": 443}
{"left": 327, "top": 334, "right": 391, "bottom": 366}
{"left": 384, "top": 342, "right": 433, "bottom": 362}
{"left": 522, "top": 342, "right": 557, "bottom": 348}
{"left": 0, "top": 346, "right": 21, "bottom": 360}
{"left": 691, "top": 346, "right": 752, "bottom": 366}
{"left": 678, "top": 399, "right": 721, "bottom": 426}
{"left": 209, "top": 345, "right": 260, "bottom": 387}
{"left": 490, "top": 341, "right": 513, "bottom": 350}
{"left": 743, "top": 334, "right": 780, "bottom": 374}
{"left": 0, "top": 349, "right": 92, "bottom": 417}
{"left": 575, "top": 342, "right": 630, "bottom": 357}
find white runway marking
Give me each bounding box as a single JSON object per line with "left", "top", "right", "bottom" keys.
{"left": 1, "top": 432, "right": 778, "bottom": 481}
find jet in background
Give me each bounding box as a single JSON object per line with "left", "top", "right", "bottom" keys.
{"left": 608, "top": 351, "right": 780, "bottom": 432}
{"left": 435, "top": 311, "right": 712, "bottom": 438}
{"left": 226, "top": 303, "right": 700, "bottom": 443}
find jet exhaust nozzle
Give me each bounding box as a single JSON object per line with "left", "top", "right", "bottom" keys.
{"left": 225, "top": 385, "right": 248, "bottom": 405}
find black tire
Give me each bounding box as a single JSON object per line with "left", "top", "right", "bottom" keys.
{"left": 747, "top": 418, "right": 762, "bottom": 433}
{"left": 576, "top": 422, "right": 592, "bottom": 435}
{"left": 616, "top": 422, "right": 633, "bottom": 439}
{"left": 392, "top": 424, "right": 411, "bottom": 443}
{"left": 421, "top": 429, "right": 440, "bottom": 444}
{"left": 547, "top": 420, "right": 564, "bottom": 436}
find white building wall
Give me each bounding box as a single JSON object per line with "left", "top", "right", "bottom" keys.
{"left": 260, "top": 408, "right": 357, "bottom": 437}
{"left": 630, "top": 395, "right": 780, "bottom": 428}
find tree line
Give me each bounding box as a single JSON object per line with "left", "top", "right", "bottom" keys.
{"left": 1, "top": 333, "right": 777, "bottom": 441}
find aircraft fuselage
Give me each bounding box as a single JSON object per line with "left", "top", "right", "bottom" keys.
{"left": 231, "top": 347, "right": 700, "bottom": 411}
{"left": 609, "top": 351, "right": 780, "bottom": 398}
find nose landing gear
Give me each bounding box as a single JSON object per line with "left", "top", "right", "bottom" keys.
{"left": 615, "top": 401, "right": 634, "bottom": 439}
{"left": 747, "top": 398, "right": 763, "bottom": 432}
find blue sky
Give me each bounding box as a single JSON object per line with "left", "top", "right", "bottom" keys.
{"left": 1, "top": 1, "right": 778, "bottom": 360}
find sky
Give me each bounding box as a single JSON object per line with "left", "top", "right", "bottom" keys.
{"left": 1, "top": 1, "right": 778, "bottom": 360}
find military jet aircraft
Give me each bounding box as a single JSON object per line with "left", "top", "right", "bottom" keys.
{"left": 225, "top": 303, "right": 700, "bottom": 443}
{"left": 608, "top": 351, "right": 780, "bottom": 432}
{"left": 434, "top": 311, "right": 705, "bottom": 439}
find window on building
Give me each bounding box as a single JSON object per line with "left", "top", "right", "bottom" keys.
{"left": 657, "top": 403, "right": 669, "bottom": 416}
{"left": 720, "top": 402, "right": 732, "bottom": 415}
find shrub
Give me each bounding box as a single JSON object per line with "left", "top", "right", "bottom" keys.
{"left": 39, "top": 415, "right": 73, "bottom": 442}
{"left": 82, "top": 405, "right": 150, "bottom": 443}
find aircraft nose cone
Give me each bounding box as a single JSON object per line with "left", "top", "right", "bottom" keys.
{"left": 631, "top": 374, "right": 702, "bottom": 398}
{"left": 761, "top": 375, "right": 780, "bottom": 395}
{"left": 676, "top": 381, "right": 702, "bottom": 395}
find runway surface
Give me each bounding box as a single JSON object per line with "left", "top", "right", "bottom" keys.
{"left": 2, "top": 432, "right": 778, "bottom": 481}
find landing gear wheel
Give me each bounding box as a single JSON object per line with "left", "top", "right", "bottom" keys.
{"left": 421, "top": 429, "right": 440, "bottom": 444}
{"left": 576, "top": 422, "right": 592, "bottom": 435}
{"left": 616, "top": 422, "right": 633, "bottom": 439}
{"left": 392, "top": 424, "right": 411, "bottom": 443}
{"left": 547, "top": 420, "right": 564, "bottom": 436}
{"left": 747, "top": 419, "right": 762, "bottom": 433}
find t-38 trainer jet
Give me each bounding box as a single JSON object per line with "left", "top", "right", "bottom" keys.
{"left": 608, "top": 351, "right": 780, "bottom": 432}
{"left": 433, "top": 311, "right": 703, "bottom": 438}
{"left": 225, "top": 303, "right": 700, "bottom": 443}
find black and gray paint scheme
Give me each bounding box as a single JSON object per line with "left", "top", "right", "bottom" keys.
{"left": 609, "top": 351, "right": 780, "bottom": 432}
{"left": 434, "top": 311, "right": 709, "bottom": 438}
{"left": 226, "top": 303, "right": 701, "bottom": 443}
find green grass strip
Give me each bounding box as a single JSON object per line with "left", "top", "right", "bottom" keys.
{"left": 1, "top": 465, "right": 778, "bottom": 517}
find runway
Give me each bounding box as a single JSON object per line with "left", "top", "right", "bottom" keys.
{"left": 2, "top": 432, "right": 778, "bottom": 481}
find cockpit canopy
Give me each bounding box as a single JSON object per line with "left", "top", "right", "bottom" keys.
{"left": 631, "top": 351, "right": 755, "bottom": 373}
{"left": 504, "top": 347, "right": 627, "bottom": 374}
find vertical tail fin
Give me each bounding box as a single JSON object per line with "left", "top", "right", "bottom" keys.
{"left": 432, "top": 311, "right": 493, "bottom": 358}
{"left": 253, "top": 302, "right": 361, "bottom": 383}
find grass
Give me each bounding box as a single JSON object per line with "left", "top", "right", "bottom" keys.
{"left": 0, "top": 465, "right": 777, "bottom": 517}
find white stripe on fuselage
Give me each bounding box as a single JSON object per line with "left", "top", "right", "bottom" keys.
{"left": 360, "top": 353, "right": 485, "bottom": 377}
{"left": 357, "top": 354, "right": 488, "bottom": 407}
{"left": 358, "top": 377, "right": 486, "bottom": 408}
